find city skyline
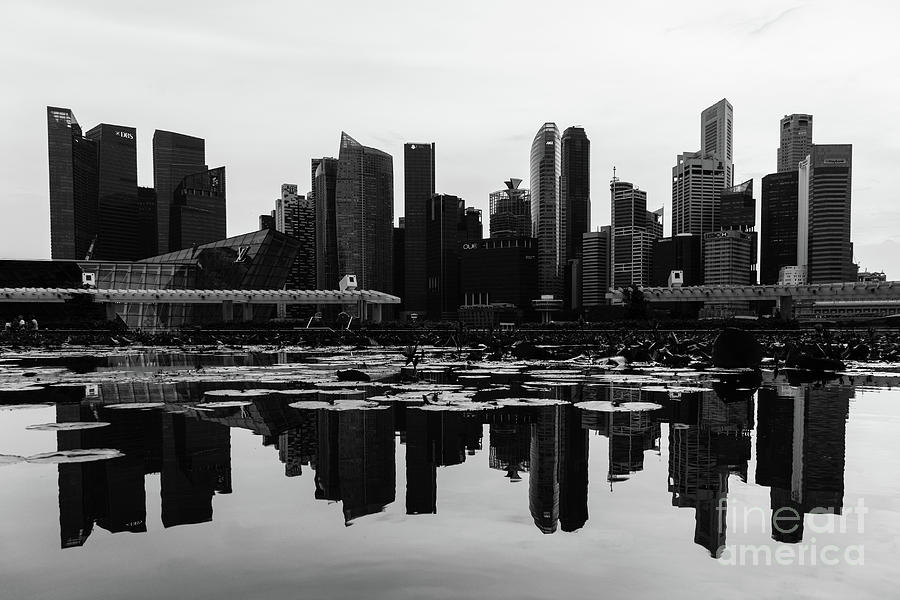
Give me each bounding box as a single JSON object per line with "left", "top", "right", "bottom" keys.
{"left": 1, "top": 1, "right": 897, "bottom": 277}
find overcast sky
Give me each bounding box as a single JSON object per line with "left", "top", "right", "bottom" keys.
{"left": 1, "top": 0, "right": 898, "bottom": 277}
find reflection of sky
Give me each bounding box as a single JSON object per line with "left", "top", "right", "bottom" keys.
{"left": 0, "top": 389, "right": 899, "bottom": 599}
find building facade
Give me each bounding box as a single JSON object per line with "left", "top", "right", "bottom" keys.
{"left": 275, "top": 183, "right": 316, "bottom": 308}
{"left": 459, "top": 237, "right": 538, "bottom": 316}
{"left": 652, "top": 234, "right": 703, "bottom": 286}
{"left": 152, "top": 130, "right": 207, "bottom": 255}
{"left": 530, "top": 123, "right": 562, "bottom": 298}
{"left": 700, "top": 98, "right": 734, "bottom": 187}
{"left": 489, "top": 178, "right": 531, "bottom": 238}
{"left": 805, "top": 145, "right": 854, "bottom": 283}
{"left": 426, "top": 194, "right": 464, "bottom": 320}
{"left": 170, "top": 167, "right": 226, "bottom": 252}
{"left": 334, "top": 132, "right": 394, "bottom": 292}
{"left": 719, "top": 179, "right": 757, "bottom": 283}
{"left": 611, "top": 180, "right": 657, "bottom": 287}
{"left": 313, "top": 157, "right": 340, "bottom": 289}
{"left": 702, "top": 230, "right": 754, "bottom": 285}
{"left": 560, "top": 127, "right": 590, "bottom": 262}
{"left": 760, "top": 171, "right": 799, "bottom": 284}
{"left": 581, "top": 228, "right": 610, "bottom": 308}
{"left": 403, "top": 142, "right": 435, "bottom": 316}
{"left": 671, "top": 151, "right": 727, "bottom": 237}
{"left": 777, "top": 114, "right": 813, "bottom": 173}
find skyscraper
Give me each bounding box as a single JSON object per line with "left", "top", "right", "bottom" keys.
{"left": 560, "top": 127, "right": 590, "bottom": 262}
{"left": 426, "top": 194, "right": 464, "bottom": 320}
{"left": 169, "top": 167, "right": 226, "bottom": 252}
{"left": 530, "top": 123, "right": 562, "bottom": 298}
{"left": 47, "top": 106, "right": 98, "bottom": 260}
{"left": 84, "top": 123, "right": 140, "bottom": 260}
{"left": 777, "top": 114, "right": 813, "bottom": 173}
{"left": 404, "top": 142, "right": 435, "bottom": 315}
{"left": 152, "top": 130, "right": 206, "bottom": 255}
{"left": 804, "top": 144, "right": 854, "bottom": 283}
{"left": 719, "top": 179, "right": 757, "bottom": 283}
{"left": 489, "top": 179, "right": 531, "bottom": 238}
{"left": 581, "top": 227, "right": 610, "bottom": 308}
{"left": 672, "top": 151, "right": 727, "bottom": 236}
{"left": 760, "top": 171, "right": 799, "bottom": 284}
{"left": 313, "top": 157, "right": 339, "bottom": 289}
{"left": 334, "top": 132, "right": 394, "bottom": 292}
{"left": 275, "top": 183, "right": 316, "bottom": 292}
{"left": 462, "top": 207, "right": 483, "bottom": 241}
{"left": 702, "top": 230, "right": 754, "bottom": 285}
{"left": 700, "top": 98, "right": 734, "bottom": 187}
{"left": 611, "top": 180, "right": 657, "bottom": 287}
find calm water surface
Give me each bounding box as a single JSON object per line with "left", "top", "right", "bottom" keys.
{"left": 1, "top": 349, "right": 898, "bottom": 599}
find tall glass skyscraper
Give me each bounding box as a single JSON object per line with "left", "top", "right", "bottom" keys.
{"left": 47, "top": 107, "right": 98, "bottom": 260}
{"left": 760, "top": 171, "right": 799, "bottom": 284}
{"left": 314, "top": 157, "right": 339, "bottom": 289}
{"left": 403, "top": 142, "right": 435, "bottom": 315}
{"left": 700, "top": 98, "right": 734, "bottom": 187}
{"left": 529, "top": 123, "right": 561, "bottom": 298}
{"left": 489, "top": 179, "right": 530, "bottom": 238}
{"left": 560, "top": 127, "right": 590, "bottom": 262}
{"left": 334, "top": 132, "right": 394, "bottom": 292}
{"left": 152, "top": 130, "right": 206, "bottom": 255}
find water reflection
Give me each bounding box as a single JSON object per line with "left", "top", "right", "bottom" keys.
{"left": 19, "top": 374, "right": 855, "bottom": 559}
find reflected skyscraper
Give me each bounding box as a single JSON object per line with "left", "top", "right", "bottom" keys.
{"left": 529, "top": 405, "right": 561, "bottom": 534}
{"left": 530, "top": 123, "right": 562, "bottom": 298}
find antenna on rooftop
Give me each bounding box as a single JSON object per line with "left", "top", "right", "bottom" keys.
{"left": 611, "top": 165, "right": 619, "bottom": 183}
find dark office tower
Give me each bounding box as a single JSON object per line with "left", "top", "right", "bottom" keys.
{"left": 137, "top": 187, "right": 158, "bottom": 259}
{"left": 778, "top": 114, "right": 813, "bottom": 173}
{"left": 393, "top": 220, "right": 406, "bottom": 313}
{"left": 404, "top": 142, "right": 435, "bottom": 316}
{"left": 805, "top": 145, "right": 854, "bottom": 283}
{"left": 720, "top": 179, "right": 757, "bottom": 282}
{"left": 560, "top": 127, "right": 590, "bottom": 262}
{"left": 426, "top": 194, "right": 464, "bottom": 320}
{"left": 153, "top": 130, "right": 207, "bottom": 255}
{"left": 530, "top": 123, "right": 562, "bottom": 298}
{"left": 760, "top": 171, "right": 799, "bottom": 284}
{"left": 337, "top": 409, "right": 396, "bottom": 523}
{"left": 652, "top": 234, "right": 703, "bottom": 286}
{"left": 259, "top": 212, "right": 276, "bottom": 230}
{"left": 170, "top": 167, "right": 226, "bottom": 251}
{"left": 83, "top": 124, "right": 140, "bottom": 260}
{"left": 47, "top": 107, "right": 98, "bottom": 260}
{"left": 276, "top": 184, "right": 316, "bottom": 291}
{"left": 313, "top": 157, "right": 339, "bottom": 289}
{"left": 334, "top": 132, "right": 394, "bottom": 292}
{"left": 462, "top": 207, "right": 483, "bottom": 241}
{"left": 581, "top": 227, "right": 610, "bottom": 308}
{"left": 489, "top": 178, "right": 531, "bottom": 238}
{"left": 611, "top": 180, "right": 655, "bottom": 287}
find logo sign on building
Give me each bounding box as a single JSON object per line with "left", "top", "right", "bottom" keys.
{"left": 115, "top": 130, "right": 135, "bottom": 140}
{"left": 824, "top": 158, "right": 847, "bottom": 165}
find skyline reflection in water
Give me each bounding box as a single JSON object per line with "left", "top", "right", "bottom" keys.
{"left": 0, "top": 358, "right": 895, "bottom": 599}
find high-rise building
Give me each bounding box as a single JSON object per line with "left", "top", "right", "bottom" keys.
{"left": 259, "top": 212, "right": 276, "bottom": 230}
{"left": 152, "top": 130, "right": 206, "bottom": 255}
{"left": 702, "top": 230, "right": 754, "bottom": 285}
{"left": 84, "top": 124, "right": 140, "bottom": 260}
{"left": 462, "top": 207, "right": 483, "bottom": 241}
{"left": 393, "top": 219, "right": 405, "bottom": 314}
{"left": 760, "top": 171, "right": 799, "bottom": 284}
{"left": 530, "top": 123, "right": 562, "bottom": 298}
{"left": 47, "top": 106, "right": 98, "bottom": 260}
{"left": 426, "top": 194, "right": 464, "bottom": 320}
{"left": 334, "top": 132, "right": 394, "bottom": 292}
{"left": 652, "top": 234, "right": 703, "bottom": 286}
{"left": 403, "top": 142, "right": 435, "bottom": 316}
{"left": 275, "top": 183, "right": 316, "bottom": 292}
{"left": 611, "top": 180, "right": 657, "bottom": 287}
{"left": 719, "top": 179, "right": 757, "bottom": 283}
{"left": 581, "top": 227, "right": 610, "bottom": 308}
{"left": 672, "top": 151, "right": 727, "bottom": 236}
{"left": 700, "top": 98, "right": 734, "bottom": 187}
{"left": 313, "top": 157, "right": 339, "bottom": 289}
{"left": 777, "top": 114, "right": 813, "bottom": 173}
{"left": 489, "top": 178, "right": 531, "bottom": 238}
{"left": 169, "top": 167, "right": 226, "bottom": 252}
{"left": 137, "top": 187, "right": 158, "bottom": 259}
{"left": 560, "top": 127, "right": 590, "bottom": 262}
{"left": 804, "top": 144, "right": 854, "bottom": 283}
{"left": 459, "top": 237, "right": 538, "bottom": 315}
